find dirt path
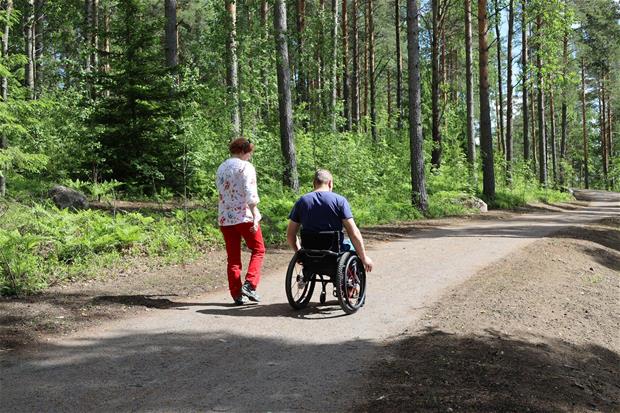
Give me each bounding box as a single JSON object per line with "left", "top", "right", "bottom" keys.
{"left": 1, "top": 190, "right": 618, "bottom": 412}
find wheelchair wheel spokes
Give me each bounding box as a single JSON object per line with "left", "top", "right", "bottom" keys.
{"left": 336, "top": 253, "right": 366, "bottom": 315}
{"left": 285, "top": 253, "right": 315, "bottom": 309}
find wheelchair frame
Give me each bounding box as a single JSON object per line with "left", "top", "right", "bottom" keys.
{"left": 284, "top": 231, "right": 366, "bottom": 315}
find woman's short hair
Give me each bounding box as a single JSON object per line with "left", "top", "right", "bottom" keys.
{"left": 229, "top": 137, "right": 254, "bottom": 154}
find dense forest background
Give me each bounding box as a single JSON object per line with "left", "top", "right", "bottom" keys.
{"left": 0, "top": 0, "right": 618, "bottom": 294}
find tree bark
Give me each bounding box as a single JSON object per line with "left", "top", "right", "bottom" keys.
{"left": 521, "top": 0, "right": 529, "bottom": 162}
{"left": 25, "top": 0, "right": 35, "bottom": 99}
{"left": 549, "top": 90, "right": 557, "bottom": 184}
{"left": 478, "top": 0, "right": 495, "bottom": 198}
{"left": 331, "top": 0, "right": 339, "bottom": 132}
{"left": 295, "top": 0, "right": 307, "bottom": 105}
{"left": 368, "top": 0, "right": 376, "bottom": 142}
{"left": 103, "top": 2, "right": 110, "bottom": 74}
{"left": 465, "top": 0, "right": 476, "bottom": 184}
{"left": 226, "top": 0, "right": 241, "bottom": 136}
{"left": 387, "top": 69, "right": 392, "bottom": 125}
{"left": 494, "top": 0, "right": 505, "bottom": 154}
{"left": 581, "top": 57, "right": 589, "bottom": 189}
{"left": 0, "top": 0, "right": 11, "bottom": 196}
{"left": 559, "top": 27, "right": 567, "bottom": 183}
{"left": 274, "top": 0, "right": 299, "bottom": 191}
{"left": 84, "top": 0, "right": 92, "bottom": 72}
{"left": 363, "top": 3, "right": 368, "bottom": 122}
{"left": 431, "top": 0, "right": 442, "bottom": 168}
{"left": 536, "top": 14, "right": 547, "bottom": 186}
{"left": 505, "top": 0, "right": 514, "bottom": 183}
{"left": 1, "top": 0, "right": 12, "bottom": 102}
{"left": 90, "top": 0, "right": 98, "bottom": 71}
{"left": 260, "top": 0, "right": 269, "bottom": 119}
{"left": 342, "top": 0, "right": 351, "bottom": 130}
{"left": 395, "top": 0, "right": 403, "bottom": 130}
{"left": 351, "top": 0, "right": 360, "bottom": 128}
{"left": 406, "top": 0, "right": 428, "bottom": 212}
{"left": 34, "top": 0, "right": 44, "bottom": 96}
{"left": 164, "top": 0, "right": 178, "bottom": 68}
{"left": 600, "top": 78, "right": 607, "bottom": 185}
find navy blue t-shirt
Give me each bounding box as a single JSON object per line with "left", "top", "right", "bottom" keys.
{"left": 288, "top": 191, "right": 353, "bottom": 232}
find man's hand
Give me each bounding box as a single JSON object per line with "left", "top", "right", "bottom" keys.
{"left": 361, "top": 255, "right": 373, "bottom": 272}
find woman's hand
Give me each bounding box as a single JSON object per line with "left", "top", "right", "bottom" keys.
{"left": 250, "top": 220, "right": 259, "bottom": 233}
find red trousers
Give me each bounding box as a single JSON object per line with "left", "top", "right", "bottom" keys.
{"left": 220, "top": 222, "right": 266, "bottom": 299}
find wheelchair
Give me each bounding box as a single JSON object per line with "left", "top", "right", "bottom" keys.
{"left": 285, "top": 231, "right": 367, "bottom": 315}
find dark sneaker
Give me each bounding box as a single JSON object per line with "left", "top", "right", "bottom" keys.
{"left": 241, "top": 281, "right": 261, "bottom": 302}
{"left": 234, "top": 296, "right": 247, "bottom": 306}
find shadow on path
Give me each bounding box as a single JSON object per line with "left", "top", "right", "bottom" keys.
{"left": 2, "top": 328, "right": 618, "bottom": 412}
{"left": 359, "top": 328, "right": 620, "bottom": 413}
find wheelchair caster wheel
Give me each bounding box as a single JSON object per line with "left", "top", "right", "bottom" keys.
{"left": 320, "top": 291, "right": 326, "bottom": 304}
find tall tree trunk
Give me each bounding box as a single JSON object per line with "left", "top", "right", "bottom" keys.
{"left": 24, "top": 0, "right": 35, "bottom": 99}
{"left": 478, "top": 0, "right": 496, "bottom": 198}
{"left": 387, "top": 69, "right": 392, "bottom": 125}
{"left": 549, "top": 90, "right": 557, "bottom": 184}
{"left": 406, "top": 0, "right": 428, "bottom": 212}
{"left": 90, "top": 0, "right": 98, "bottom": 71}
{"left": 351, "top": 0, "right": 360, "bottom": 128}
{"left": 530, "top": 84, "right": 537, "bottom": 175}
{"left": 580, "top": 57, "right": 589, "bottom": 189}
{"left": 164, "top": 0, "right": 178, "bottom": 68}
{"left": 559, "top": 27, "right": 567, "bottom": 184}
{"left": 84, "top": 0, "right": 92, "bottom": 72}
{"left": 536, "top": 15, "right": 547, "bottom": 186}
{"left": 368, "top": 0, "right": 376, "bottom": 142}
{"left": 34, "top": 0, "right": 43, "bottom": 96}
{"left": 395, "top": 0, "right": 403, "bottom": 130}
{"left": 342, "top": 0, "right": 351, "bottom": 130}
{"left": 1, "top": 0, "right": 12, "bottom": 102}
{"left": 260, "top": 0, "right": 270, "bottom": 119}
{"left": 226, "top": 0, "right": 241, "bottom": 136}
{"left": 331, "top": 0, "right": 339, "bottom": 132}
{"left": 274, "top": 0, "right": 299, "bottom": 191}
{"left": 103, "top": 2, "right": 110, "bottom": 74}
{"left": 431, "top": 0, "right": 442, "bottom": 168}
{"left": 505, "top": 0, "right": 514, "bottom": 183}
{"left": 494, "top": 0, "right": 505, "bottom": 154}
{"left": 521, "top": 0, "right": 529, "bottom": 162}
{"left": 0, "top": 0, "right": 11, "bottom": 196}
{"left": 607, "top": 75, "right": 613, "bottom": 170}
{"left": 363, "top": 3, "right": 368, "bottom": 123}
{"left": 317, "top": 0, "right": 325, "bottom": 116}
{"left": 296, "top": 0, "right": 307, "bottom": 105}
{"left": 465, "top": 0, "right": 476, "bottom": 185}
{"left": 600, "top": 78, "right": 608, "bottom": 185}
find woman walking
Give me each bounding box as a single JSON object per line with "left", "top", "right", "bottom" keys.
{"left": 216, "top": 138, "right": 265, "bottom": 305}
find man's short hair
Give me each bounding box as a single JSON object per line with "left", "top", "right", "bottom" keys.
{"left": 313, "top": 169, "right": 333, "bottom": 187}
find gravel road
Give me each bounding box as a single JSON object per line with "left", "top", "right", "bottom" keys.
{"left": 1, "top": 190, "right": 618, "bottom": 413}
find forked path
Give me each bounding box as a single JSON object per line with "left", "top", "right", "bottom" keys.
{"left": 1, "top": 190, "right": 618, "bottom": 412}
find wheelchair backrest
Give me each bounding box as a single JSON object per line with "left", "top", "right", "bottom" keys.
{"left": 300, "top": 230, "right": 342, "bottom": 252}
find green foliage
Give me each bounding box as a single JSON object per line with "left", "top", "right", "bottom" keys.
{"left": 0, "top": 201, "right": 223, "bottom": 295}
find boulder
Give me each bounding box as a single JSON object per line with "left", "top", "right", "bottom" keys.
{"left": 460, "top": 196, "right": 488, "bottom": 213}
{"left": 48, "top": 185, "right": 89, "bottom": 210}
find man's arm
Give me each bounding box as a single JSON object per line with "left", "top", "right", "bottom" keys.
{"left": 286, "top": 220, "right": 301, "bottom": 252}
{"left": 342, "top": 218, "right": 373, "bottom": 272}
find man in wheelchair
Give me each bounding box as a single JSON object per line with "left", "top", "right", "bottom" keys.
{"left": 284, "top": 169, "right": 373, "bottom": 314}
{"left": 286, "top": 169, "right": 373, "bottom": 273}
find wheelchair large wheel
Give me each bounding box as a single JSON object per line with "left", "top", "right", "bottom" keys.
{"left": 335, "top": 252, "right": 366, "bottom": 314}
{"left": 285, "top": 252, "right": 316, "bottom": 309}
